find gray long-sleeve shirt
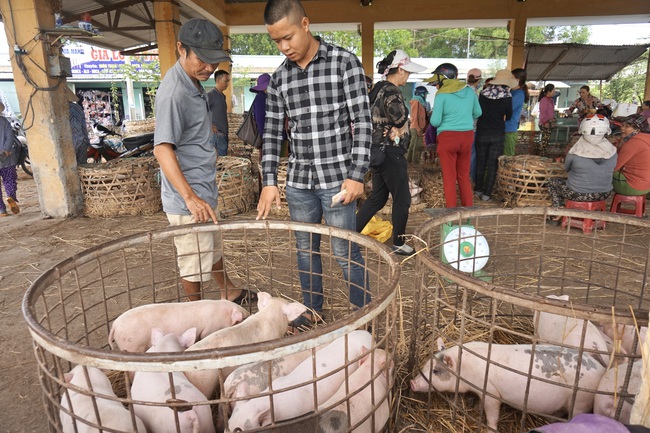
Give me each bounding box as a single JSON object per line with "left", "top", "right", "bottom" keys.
{"left": 565, "top": 153, "right": 617, "bottom": 193}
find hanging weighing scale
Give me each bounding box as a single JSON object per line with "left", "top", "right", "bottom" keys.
{"left": 440, "top": 222, "right": 491, "bottom": 280}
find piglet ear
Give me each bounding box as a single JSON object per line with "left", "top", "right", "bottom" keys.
{"left": 179, "top": 327, "right": 197, "bottom": 348}
{"left": 150, "top": 328, "right": 165, "bottom": 345}
{"left": 283, "top": 302, "right": 307, "bottom": 321}
{"left": 256, "top": 292, "right": 271, "bottom": 309}
{"left": 259, "top": 408, "right": 272, "bottom": 427}
{"left": 64, "top": 372, "right": 74, "bottom": 383}
{"left": 436, "top": 337, "right": 445, "bottom": 352}
{"left": 231, "top": 309, "right": 244, "bottom": 325}
{"left": 358, "top": 346, "right": 370, "bottom": 365}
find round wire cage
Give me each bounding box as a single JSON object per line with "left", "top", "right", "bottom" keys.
{"left": 23, "top": 220, "right": 401, "bottom": 433}
{"left": 405, "top": 207, "right": 650, "bottom": 433}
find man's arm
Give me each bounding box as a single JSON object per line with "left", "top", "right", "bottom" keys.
{"left": 342, "top": 56, "right": 371, "bottom": 203}
{"left": 153, "top": 143, "right": 217, "bottom": 223}
{"left": 257, "top": 75, "right": 284, "bottom": 219}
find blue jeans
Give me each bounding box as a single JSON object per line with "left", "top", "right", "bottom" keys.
{"left": 212, "top": 132, "right": 228, "bottom": 156}
{"left": 285, "top": 185, "right": 371, "bottom": 312}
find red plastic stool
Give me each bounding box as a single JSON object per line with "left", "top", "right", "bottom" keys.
{"left": 562, "top": 200, "right": 607, "bottom": 234}
{"left": 609, "top": 193, "right": 646, "bottom": 217}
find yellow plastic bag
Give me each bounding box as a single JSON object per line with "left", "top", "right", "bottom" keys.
{"left": 360, "top": 216, "right": 393, "bottom": 243}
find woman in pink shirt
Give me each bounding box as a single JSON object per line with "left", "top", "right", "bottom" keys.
{"left": 538, "top": 83, "right": 556, "bottom": 157}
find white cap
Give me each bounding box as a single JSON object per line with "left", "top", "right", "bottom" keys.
{"left": 388, "top": 49, "right": 426, "bottom": 74}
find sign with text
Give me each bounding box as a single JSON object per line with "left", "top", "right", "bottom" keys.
{"left": 62, "top": 44, "right": 158, "bottom": 79}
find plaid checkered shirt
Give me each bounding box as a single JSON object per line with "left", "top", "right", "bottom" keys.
{"left": 261, "top": 38, "right": 371, "bottom": 190}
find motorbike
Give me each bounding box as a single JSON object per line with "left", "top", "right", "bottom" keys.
{"left": 88, "top": 123, "right": 154, "bottom": 163}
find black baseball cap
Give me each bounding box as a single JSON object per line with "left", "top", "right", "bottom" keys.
{"left": 178, "top": 18, "right": 231, "bottom": 64}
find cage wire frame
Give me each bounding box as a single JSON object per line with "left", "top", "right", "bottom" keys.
{"left": 405, "top": 207, "right": 650, "bottom": 433}
{"left": 23, "top": 220, "right": 401, "bottom": 433}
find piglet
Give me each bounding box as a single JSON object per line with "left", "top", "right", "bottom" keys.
{"left": 410, "top": 339, "right": 605, "bottom": 432}
{"left": 223, "top": 344, "right": 324, "bottom": 410}
{"left": 131, "top": 328, "right": 215, "bottom": 433}
{"left": 534, "top": 295, "right": 611, "bottom": 367}
{"left": 228, "top": 330, "right": 374, "bottom": 431}
{"left": 318, "top": 348, "right": 391, "bottom": 433}
{"left": 185, "top": 292, "right": 307, "bottom": 398}
{"left": 60, "top": 365, "right": 147, "bottom": 433}
{"left": 108, "top": 299, "right": 249, "bottom": 352}
{"left": 594, "top": 360, "right": 642, "bottom": 424}
{"left": 597, "top": 322, "right": 648, "bottom": 357}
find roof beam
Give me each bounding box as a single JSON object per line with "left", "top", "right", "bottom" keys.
{"left": 181, "top": 0, "right": 227, "bottom": 26}
{"left": 225, "top": 0, "right": 650, "bottom": 26}
{"left": 61, "top": 0, "right": 152, "bottom": 26}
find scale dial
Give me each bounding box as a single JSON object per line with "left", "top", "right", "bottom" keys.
{"left": 442, "top": 226, "right": 489, "bottom": 273}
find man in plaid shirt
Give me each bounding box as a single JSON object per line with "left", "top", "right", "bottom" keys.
{"left": 256, "top": 0, "right": 372, "bottom": 328}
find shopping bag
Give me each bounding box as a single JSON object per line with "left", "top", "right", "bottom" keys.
{"left": 360, "top": 215, "right": 393, "bottom": 243}
{"left": 236, "top": 109, "right": 262, "bottom": 148}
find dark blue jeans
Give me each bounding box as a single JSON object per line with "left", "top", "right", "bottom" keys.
{"left": 212, "top": 132, "right": 228, "bottom": 156}
{"left": 285, "top": 185, "right": 371, "bottom": 312}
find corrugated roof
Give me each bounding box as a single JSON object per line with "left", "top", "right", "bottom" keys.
{"left": 57, "top": 0, "right": 206, "bottom": 53}
{"left": 524, "top": 43, "right": 649, "bottom": 81}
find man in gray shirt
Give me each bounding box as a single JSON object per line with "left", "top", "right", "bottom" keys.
{"left": 208, "top": 70, "right": 231, "bottom": 156}
{"left": 153, "top": 19, "right": 254, "bottom": 304}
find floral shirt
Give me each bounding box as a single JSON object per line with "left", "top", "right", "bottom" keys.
{"left": 568, "top": 94, "right": 601, "bottom": 120}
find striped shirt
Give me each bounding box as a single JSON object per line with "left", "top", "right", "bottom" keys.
{"left": 261, "top": 38, "right": 371, "bottom": 189}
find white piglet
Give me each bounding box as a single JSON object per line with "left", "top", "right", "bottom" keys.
{"left": 108, "top": 299, "right": 249, "bottom": 352}
{"left": 318, "top": 348, "right": 391, "bottom": 433}
{"left": 410, "top": 340, "right": 605, "bottom": 432}
{"left": 131, "top": 328, "right": 215, "bottom": 433}
{"left": 534, "top": 295, "right": 611, "bottom": 367}
{"left": 228, "top": 330, "right": 374, "bottom": 431}
{"left": 60, "top": 365, "right": 147, "bottom": 433}
{"left": 223, "top": 345, "right": 323, "bottom": 410}
{"left": 597, "top": 322, "right": 648, "bottom": 357}
{"left": 185, "top": 292, "right": 307, "bottom": 398}
{"left": 594, "top": 360, "right": 642, "bottom": 424}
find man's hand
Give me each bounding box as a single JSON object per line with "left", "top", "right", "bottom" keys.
{"left": 256, "top": 186, "right": 281, "bottom": 220}
{"left": 341, "top": 179, "right": 364, "bottom": 205}
{"left": 186, "top": 194, "right": 218, "bottom": 224}
{"left": 153, "top": 144, "right": 217, "bottom": 224}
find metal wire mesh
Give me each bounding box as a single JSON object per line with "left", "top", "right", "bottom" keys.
{"left": 406, "top": 207, "right": 650, "bottom": 433}
{"left": 23, "top": 220, "right": 401, "bottom": 433}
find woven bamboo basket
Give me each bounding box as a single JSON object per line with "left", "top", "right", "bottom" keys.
{"left": 228, "top": 112, "right": 244, "bottom": 144}
{"left": 496, "top": 155, "right": 566, "bottom": 207}
{"left": 227, "top": 142, "right": 255, "bottom": 160}
{"left": 256, "top": 158, "right": 289, "bottom": 215}
{"left": 216, "top": 156, "right": 256, "bottom": 218}
{"left": 515, "top": 130, "right": 540, "bottom": 155}
{"left": 78, "top": 157, "right": 161, "bottom": 218}
{"left": 420, "top": 167, "right": 447, "bottom": 208}
{"left": 122, "top": 118, "right": 156, "bottom": 138}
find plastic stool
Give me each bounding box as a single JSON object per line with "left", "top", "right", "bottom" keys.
{"left": 562, "top": 200, "right": 607, "bottom": 234}
{"left": 609, "top": 193, "right": 646, "bottom": 217}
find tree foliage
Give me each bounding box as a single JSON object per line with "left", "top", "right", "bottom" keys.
{"left": 228, "top": 25, "right": 646, "bottom": 103}
{"left": 600, "top": 50, "right": 648, "bottom": 103}
{"left": 230, "top": 33, "right": 277, "bottom": 55}
{"left": 230, "top": 25, "right": 591, "bottom": 59}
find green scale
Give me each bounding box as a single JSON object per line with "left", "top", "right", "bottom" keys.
{"left": 440, "top": 222, "right": 491, "bottom": 281}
